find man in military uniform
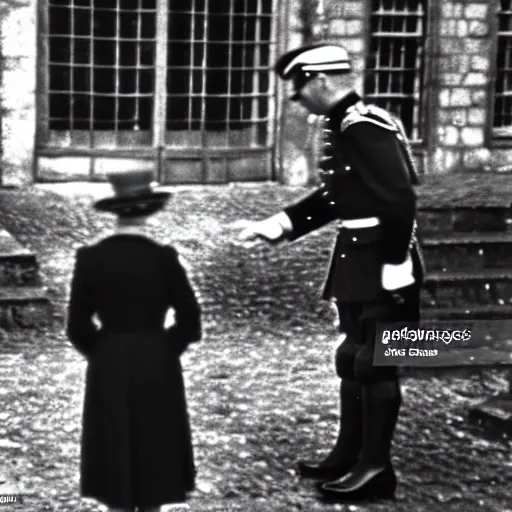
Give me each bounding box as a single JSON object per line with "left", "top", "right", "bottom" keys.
{"left": 236, "top": 44, "right": 424, "bottom": 502}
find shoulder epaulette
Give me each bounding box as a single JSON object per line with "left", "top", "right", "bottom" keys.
{"left": 340, "top": 102, "right": 399, "bottom": 133}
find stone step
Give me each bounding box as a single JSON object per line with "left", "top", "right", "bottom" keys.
{"left": 422, "top": 305, "right": 512, "bottom": 319}
{"left": 400, "top": 358, "right": 512, "bottom": 380}
{"left": 468, "top": 394, "right": 512, "bottom": 438}
{"left": 417, "top": 206, "right": 512, "bottom": 233}
{"left": 423, "top": 232, "right": 512, "bottom": 245}
{"left": 422, "top": 232, "right": 512, "bottom": 271}
{"left": 421, "top": 269, "right": 512, "bottom": 308}
{"left": 0, "top": 229, "right": 40, "bottom": 286}
{"left": 0, "top": 287, "right": 52, "bottom": 329}
{"left": 426, "top": 269, "right": 512, "bottom": 281}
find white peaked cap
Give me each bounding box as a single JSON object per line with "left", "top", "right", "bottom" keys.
{"left": 281, "top": 45, "right": 352, "bottom": 78}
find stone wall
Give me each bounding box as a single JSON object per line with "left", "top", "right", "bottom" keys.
{"left": 0, "top": 0, "right": 37, "bottom": 187}
{"left": 433, "top": 2, "right": 495, "bottom": 173}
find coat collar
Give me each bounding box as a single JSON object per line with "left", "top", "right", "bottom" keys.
{"left": 115, "top": 224, "right": 149, "bottom": 236}
{"left": 326, "top": 91, "right": 362, "bottom": 129}
{"left": 89, "top": 225, "right": 155, "bottom": 246}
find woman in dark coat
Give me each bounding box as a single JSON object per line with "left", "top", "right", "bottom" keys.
{"left": 67, "top": 170, "right": 202, "bottom": 512}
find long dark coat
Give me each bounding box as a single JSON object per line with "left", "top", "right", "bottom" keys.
{"left": 67, "top": 233, "right": 201, "bottom": 510}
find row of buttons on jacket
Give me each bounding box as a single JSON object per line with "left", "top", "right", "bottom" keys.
{"left": 319, "top": 117, "right": 351, "bottom": 208}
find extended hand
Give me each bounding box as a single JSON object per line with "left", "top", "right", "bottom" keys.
{"left": 230, "top": 213, "right": 291, "bottom": 244}
{"left": 242, "top": 218, "right": 285, "bottom": 242}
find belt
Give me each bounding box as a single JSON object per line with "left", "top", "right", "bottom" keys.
{"left": 339, "top": 217, "right": 380, "bottom": 229}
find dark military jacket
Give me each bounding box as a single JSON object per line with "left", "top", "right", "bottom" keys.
{"left": 283, "top": 91, "right": 425, "bottom": 302}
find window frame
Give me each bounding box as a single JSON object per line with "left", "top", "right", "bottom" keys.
{"left": 491, "top": 0, "right": 512, "bottom": 142}
{"left": 363, "top": 0, "right": 433, "bottom": 148}
{"left": 35, "top": 0, "right": 283, "bottom": 181}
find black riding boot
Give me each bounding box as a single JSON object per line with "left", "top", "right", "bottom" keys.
{"left": 298, "top": 378, "right": 362, "bottom": 480}
{"left": 319, "top": 379, "right": 401, "bottom": 501}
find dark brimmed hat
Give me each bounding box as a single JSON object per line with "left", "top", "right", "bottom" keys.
{"left": 275, "top": 44, "right": 352, "bottom": 80}
{"left": 94, "top": 170, "right": 170, "bottom": 217}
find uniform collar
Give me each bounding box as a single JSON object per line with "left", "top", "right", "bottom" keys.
{"left": 326, "top": 91, "right": 362, "bottom": 128}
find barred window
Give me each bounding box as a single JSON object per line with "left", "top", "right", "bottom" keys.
{"left": 43, "top": 0, "right": 276, "bottom": 147}
{"left": 48, "top": 0, "right": 157, "bottom": 133}
{"left": 494, "top": 0, "right": 512, "bottom": 135}
{"left": 364, "top": 0, "right": 427, "bottom": 141}
{"left": 166, "top": 0, "right": 272, "bottom": 132}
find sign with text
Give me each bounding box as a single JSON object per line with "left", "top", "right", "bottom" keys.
{"left": 373, "top": 320, "right": 512, "bottom": 367}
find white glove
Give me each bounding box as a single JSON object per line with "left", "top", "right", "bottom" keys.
{"left": 237, "top": 212, "right": 293, "bottom": 243}
{"left": 381, "top": 253, "right": 415, "bottom": 291}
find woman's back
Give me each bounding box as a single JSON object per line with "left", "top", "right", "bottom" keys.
{"left": 82, "top": 234, "right": 179, "bottom": 332}
{"left": 67, "top": 233, "right": 201, "bottom": 355}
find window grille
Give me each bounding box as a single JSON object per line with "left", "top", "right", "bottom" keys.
{"left": 494, "top": 0, "right": 512, "bottom": 135}
{"left": 38, "top": 0, "right": 281, "bottom": 180}
{"left": 165, "top": 0, "right": 273, "bottom": 146}
{"left": 364, "top": 0, "right": 426, "bottom": 141}
{"left": 47, "top": 0, "right": 157, "bottom": 143}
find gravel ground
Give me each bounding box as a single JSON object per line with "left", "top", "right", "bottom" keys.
{"left": 0, "top": 180, "right": 511, "bottom": 512}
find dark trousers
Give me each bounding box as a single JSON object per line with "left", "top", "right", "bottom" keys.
{"left": 335, "top": 284, "right": 420, "bottom": 384}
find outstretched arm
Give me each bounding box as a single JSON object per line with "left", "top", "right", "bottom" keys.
{"left": 234, "top": 186, "right": 339, "bottom": 245}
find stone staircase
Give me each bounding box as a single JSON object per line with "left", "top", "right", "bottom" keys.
{"left": 0, "top": 229, "right": 52, "bottom": 329}
{"left": 418, "top": 205, "right": 512, "bottom": 320}
{"left": 404, "top": 206, "right": 512, "bottom": 435}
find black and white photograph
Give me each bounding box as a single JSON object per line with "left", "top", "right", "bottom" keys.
{"left": 0, "top": 0, "right": 512, "bottom": 511}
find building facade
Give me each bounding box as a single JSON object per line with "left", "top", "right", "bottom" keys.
{"left": 1, "top": 0, "right": 511, "bottom": 185}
